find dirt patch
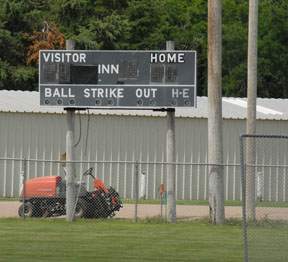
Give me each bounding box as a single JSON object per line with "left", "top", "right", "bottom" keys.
{"left": 0, "top": 201, "right": 21, "bottom": 218}
{"left": 0, "top": 201, "right": 231, "bottom": 220}
{"left": 1, "top": 201, "right": 287, "bottom": 221}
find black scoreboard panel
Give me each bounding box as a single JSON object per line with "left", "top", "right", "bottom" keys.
{"left": 39, "top": 50, "right": 196, "bottom": 108}
{"left": 43, "top": 64, "right": 98, "bottom": 84}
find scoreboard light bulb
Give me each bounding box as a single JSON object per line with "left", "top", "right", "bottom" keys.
{"left": 171, "top": 100, "right": 177, "bottom": 106}
{"left": 184, "top": 100, "right": 191, "bottom": 106}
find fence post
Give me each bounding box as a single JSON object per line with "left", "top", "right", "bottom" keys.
{"left": 140, "top": 171, "right": 147, "bottom": 200}
{"left": 22, "top": 158, "right": 27, "bottom": 221}
{"left": 160, "top": 193, "right": 163, "bottom": 222}
{"left": 240, "top": 135, "right": 248, "bottom": 262}
{"left": 134, "top": 161, "right": 139, "bottom": 223}
{"left": 256, "top": 172, "right": 264, "bottom": 202}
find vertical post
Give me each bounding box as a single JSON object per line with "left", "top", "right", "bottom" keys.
{"left": 166, "top": 38, "right": 176, "bottom": 224}
{"left": 240, "top": 136, "right": 249, "bottom": 262}
{"left": 22, "top": 158, "right": 27, "bottom": 221}
{"left": 208, "top": 0, "right": 225, "bottom": 225}
{"left": 65, "top": 39, "right": 76, "bottom": 222}
{"left": 134, "top": 161, "right": 139, "bottom": 223}
{"left": 66, "top": 109, "right": 76, "bottom": 221}
{"left": 160, "top": 193, "right": 163, "bottom": 222}
{"left": 66, "top": 39, "right": 75, "bottom": 51}
{"left": 256, "top": 172, "right": 263, "bottom": 202}
{"left": 140, "top": 171, "right": 147, "bottom": 200}
{"left": 246, "top": 0, "right": 258, "bottom": 220}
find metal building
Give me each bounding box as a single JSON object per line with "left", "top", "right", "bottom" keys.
{"left": 0, "top": 90, "right": 288, "bottom": 200}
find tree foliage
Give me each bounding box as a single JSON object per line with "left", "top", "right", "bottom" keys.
{"left": 257, "top": 0, "right": 288, "bottom": 97}
{"left": 0, "top": 0, "right": 48, "bottom": 90}
{"left": 0, "top": 0, "right": 288, "bottom": 97}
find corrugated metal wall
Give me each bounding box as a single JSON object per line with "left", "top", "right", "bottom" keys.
{"left": 0, "top": 111, "right": 287, "bottom": 200}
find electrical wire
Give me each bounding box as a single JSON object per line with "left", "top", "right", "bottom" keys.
{"left": 73, "top": 110, "right": 82, "bottom": 148}
{"left": 72, "top": 109, "right": 90, "bottom": 217}
{"left": 72, "top": 109, "right": 91, "bottom": 219}
{"left": 84, "top": 109, "right": 91, "bottom": 160}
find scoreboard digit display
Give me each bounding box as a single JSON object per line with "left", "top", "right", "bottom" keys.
{"left": 39, "top": 50, "right": 197, "bottom": 108}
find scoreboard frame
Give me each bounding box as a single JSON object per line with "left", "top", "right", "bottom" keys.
{"left": 39, "top": 50, "right": 197, "bottom": 108}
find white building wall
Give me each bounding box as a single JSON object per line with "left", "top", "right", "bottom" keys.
{"left": 0, "top": 111, "right": 287, "bottom": 200}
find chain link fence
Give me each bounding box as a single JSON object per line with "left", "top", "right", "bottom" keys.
{"left": 241, "top": 134, "right": 288, "bottom": 262}
{"left": 2, "top": 134, "right": 288, "bottom": 261}
{"left": 0, "top": 157, "right": 244, "bottom": 222}
{"left": 17, "top": 159, "right": 129, "bottom": 220}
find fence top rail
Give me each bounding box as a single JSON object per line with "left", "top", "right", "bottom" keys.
{"left": 2, "top": 157, "right": 288, "bottom": 168}
{"left": 0, "top": 157, "right": 241, "bottom": 166}
{"left": 241, "top": 133, "right": 288, "bottom": 139}
{"left": 245, "top": 164, "right": 288, "bottom": 168}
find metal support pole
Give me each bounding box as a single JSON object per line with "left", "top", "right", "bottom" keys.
{"left": 66, "top": 109, "right": 76, "bottom": 221}
{"left": 134, "top": 161, "right": 139, "bottom": 223}
{"left": 22, "top": 158, "right": 27, "bottom": 221}
{"left": 65, "top": 39, "right": 76, "bottom": 222}
{"left": 166, "top": 109, "right": 176, "bottom": 223}
{"left": 166, "top": 41, "right": 177, "bottom": 224}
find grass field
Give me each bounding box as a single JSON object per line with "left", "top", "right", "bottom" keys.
{"left": 0, "top": 218, "right": 244, "bottom": 262}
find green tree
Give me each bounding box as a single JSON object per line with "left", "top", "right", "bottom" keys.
{"left": 257, "top": 0, "right": 288, "bottom": 97}
{"left": 49, "top": 0, "right": 130, "bottom": 50}
{"left": 0, "top": 0, "right": 48, "bottom": 90}
{"left": 222, "top": 0, "right": 248, "bottom": 97}
{"left": 124, "top": 0, "right": 165, "bottom": 49}
{"left": 221, "top": 0, "right": 288, "bottom": 98}
{"left": 1, "top": 0, "right": 288, "bottom": 97}
{"left": 124, "top": 0, "right": 208, "bottom": 95}
{"left": 73, "top": 13, "right": 130, "bottom": 50}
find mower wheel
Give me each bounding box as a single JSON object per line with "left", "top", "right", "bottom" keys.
{"left": 18, "top": 202, "right": 34, "bottom": 217}
{"left": 75, "top": 198, "right": 89, "bottom": 218}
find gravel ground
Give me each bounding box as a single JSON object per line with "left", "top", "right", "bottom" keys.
{"left": 0, "top": 201, "right": 240, "bottom": 219}
{"left": 1, "top": 201, "right": 287, "bottom": 221}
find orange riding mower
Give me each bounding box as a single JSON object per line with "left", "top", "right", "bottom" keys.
{"left": 18, "top": 167, "right": 123, "bottom": 218}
